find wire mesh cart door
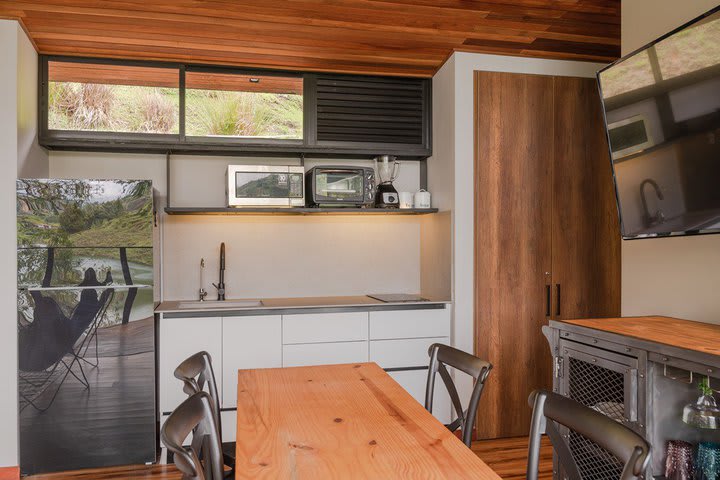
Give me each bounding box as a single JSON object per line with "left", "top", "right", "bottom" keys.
{"left": 556, "top": 341, "right": 642, "bottom": 480}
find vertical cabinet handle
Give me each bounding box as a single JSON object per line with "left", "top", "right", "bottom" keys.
{"left": 555, "top": 284, "right": 561, "bottom": 317}
{"left": 545, "top": 285, "right": 551, "bottom": 317}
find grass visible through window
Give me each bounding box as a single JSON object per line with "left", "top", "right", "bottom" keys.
{"left": 47, "top": 63, "right": 304, "bottom": 139}
{"left": 49, "top": 82, "right": 179, "bottom": 134}
{"left": 185, "top": 89, "right": 302, "bottom": 138}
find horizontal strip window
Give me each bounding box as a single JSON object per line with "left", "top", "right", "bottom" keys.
{"left": 39, "top": 55, "right": 432, "bottom": 158}
{"left": 41, "top": 56, "right": 306, "bottom": 148}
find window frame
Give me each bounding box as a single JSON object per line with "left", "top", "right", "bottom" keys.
{"left": 39, "top": 55, "right": 310, "bottom": 151}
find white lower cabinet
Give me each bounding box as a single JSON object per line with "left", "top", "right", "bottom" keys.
{"left": 369, "top": 337, "right": 448, "bottom": 370}
{"left": 283, "top": 312, "right": 368, "bottom": 344}
{"left": 220, "top": 410, "right": 237, "bottom": 443}
{"left": 389, "top": 369, "right": 452, "bottom": 425}
{"left": 222, "top": 315, "right": 282, "bottom": 408}
{"left": 159, "top": 316, "right": 222, "bottom": 414}
{"left": 369, "top": 308, "right": 451, "bottom": 340}
{"left": 283, "top": 341, "right": 368, "bottom": 367}
{"left": 159, "top": 306, "right": 454, "bottom": 443}
{"left": 369, "top": 334, "right": 452, "bottom": 424}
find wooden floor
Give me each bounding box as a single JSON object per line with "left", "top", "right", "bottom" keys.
{"left": 472, "top": 436, "right": 553, "bottom": 480}
{"left": 25, "top": 436, "right": 552, "bottom": 479}
{"left": 25, "top": 464, "right": 182, "bottom": 480}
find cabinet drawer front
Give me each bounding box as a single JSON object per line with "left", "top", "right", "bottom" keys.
{"left": 388, "top": 370, "right": 451, "bottom": 425}
{"left": 283, "top": 312, "right": 368, "bottom": 344}
{"left": 283, "top": 341, "right": 368, "bottom": 367}
{"left": 222, "top": 315, "right": 282, "bottom": 408}
{"left": 369, "top": 308, "right": 450, "bottom": 340}
{"left": 370, "top": 337, "right": 448, "bottom": 369}
{"left": 159, "top": 316, "right": 222, "bottom": 414}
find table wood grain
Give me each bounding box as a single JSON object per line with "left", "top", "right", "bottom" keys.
{"left": 561, "top": 316, "right": 720, "bottom": 356}
{"left": 235, "top": 362, "right": 501, "bottom": 479}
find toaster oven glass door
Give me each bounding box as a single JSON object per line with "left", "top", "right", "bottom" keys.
{"left": 235, "top": 172, "right": 303, "bottom": 198}
{"left": 315, "top": 169, "right": 365, "bottom": 202}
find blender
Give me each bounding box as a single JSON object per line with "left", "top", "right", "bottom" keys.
{"left": 374, "top": 155, "right": 400, "bottom": 208}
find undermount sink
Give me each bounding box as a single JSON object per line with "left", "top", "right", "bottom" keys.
{"left": 177, "top": 300, "right": 264, "bottom": 309}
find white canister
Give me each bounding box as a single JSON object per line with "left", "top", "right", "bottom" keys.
{"left": 398, "top": 192, "right": 414, "bottom": 209}
{"left": 414, "top": 190, "right": 431, "bottom": 209}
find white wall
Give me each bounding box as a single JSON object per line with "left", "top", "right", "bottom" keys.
{"left": 421, "top": 55, "right": 455, "bottom": 302}
{"left": 0, "top": 20, "right": 20, "bottom": 469}
{"left": 621, "top": 0, "right": 720, "bottom": 323}
{"left": 17, "top": 26, "right": 48, "bottom": 178}
{"left": 50, "top": 152, "right": 426, "bottom": 301}
{"left": 0, "top": 19, "right": 48, "bottom": 469}
{"left": 430, "top": 51, "right": 606, "bottom": 403}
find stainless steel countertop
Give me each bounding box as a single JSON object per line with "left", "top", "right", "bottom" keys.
{"left": 155, "top": 295, "right": 451, "bottom": 314}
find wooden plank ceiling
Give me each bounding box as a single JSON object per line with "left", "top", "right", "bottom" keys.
{"left": 1, "top": 0, "right": 620, "bottom": 78}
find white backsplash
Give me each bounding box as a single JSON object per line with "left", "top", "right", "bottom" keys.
{"left": 49, "top": 151, "right": 428, "bottom": 301}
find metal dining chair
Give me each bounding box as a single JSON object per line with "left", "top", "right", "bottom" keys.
{"left": 174, "top": 351, "right": 234, "bottom": 474}
{"left": 424, "top": 343, "right": 493, "bottom": 447}
{"left": 527, "top": 390, "right": 651, "bottom": 480}
{"left": 161, "top": 392, "right": 224, "bottom": 480}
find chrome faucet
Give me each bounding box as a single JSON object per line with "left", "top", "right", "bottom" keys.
{"left": 199, "top": 258, "right": 207, "bottom": 301}
{"left": 212, "top": 242, "right": 226, "bottom": 301}
{"left": 640, "top": 178, "right": 665, "bottom": 227}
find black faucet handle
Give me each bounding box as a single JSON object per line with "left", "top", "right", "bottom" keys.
{"left": 212, "top": 282, "right": 226, "bottom": 300}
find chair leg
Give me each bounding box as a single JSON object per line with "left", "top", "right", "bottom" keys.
{"left": 20, "top": 362, "right": 77, "bottom": 413}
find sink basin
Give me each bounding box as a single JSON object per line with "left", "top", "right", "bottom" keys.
{"left": 178, "top": 300, "right": 263, "bottom": 309}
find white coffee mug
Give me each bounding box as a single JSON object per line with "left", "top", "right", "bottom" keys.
{"left": 414, "top": 190, "right": 431, "bottom": 209}
{"left": 399, "top": 192, "right": 414, "bottom": 209}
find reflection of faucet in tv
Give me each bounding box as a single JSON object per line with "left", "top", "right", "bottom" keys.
{"left": 640, "top": 179, "right": 665, "bottom": 227}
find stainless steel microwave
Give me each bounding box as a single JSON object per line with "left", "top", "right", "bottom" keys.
{"left": 227, "top": 165, "right": 304, "bottom": 207}
{"left": 305, "top": 166, "right": 375, "bottom": 207}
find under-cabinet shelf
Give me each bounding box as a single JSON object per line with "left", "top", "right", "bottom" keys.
{"left": 164, "top": 207, "right": 439, "bottom": 216}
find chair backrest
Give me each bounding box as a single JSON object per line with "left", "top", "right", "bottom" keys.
{"left": 424, "top": 343, "right": 493, "bottom": 447}
{"left": 161, "top": 392, "right": 224, "bottom": 480}
{"left": 527, "top": 390, "right": 651, "bottom": 480}
{"left": 174, "top": 351, "right": 222, "bottom": 439}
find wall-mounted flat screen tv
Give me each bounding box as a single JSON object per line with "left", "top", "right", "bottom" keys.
{"left": 597, "top": 5, "right": 720, "bottom": 239}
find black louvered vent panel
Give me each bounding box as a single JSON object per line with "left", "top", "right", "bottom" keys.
{"left": 316, "top": 76, "right": 426, "bottom": 145}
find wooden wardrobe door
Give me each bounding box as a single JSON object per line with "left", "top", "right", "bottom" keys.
{"left": 474, "top": 71, "right": 554, "bottom": 439}
{"left": 552, "top": 77, "right": 621, "bottom": 320}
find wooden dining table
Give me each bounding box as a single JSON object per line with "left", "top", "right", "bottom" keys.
{"left": 235, "top": 362, "right": 502, "bottom": 479}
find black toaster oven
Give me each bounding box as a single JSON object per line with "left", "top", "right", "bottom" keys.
{"left": 305, "top": 166, "right": 375, "bottom": 207}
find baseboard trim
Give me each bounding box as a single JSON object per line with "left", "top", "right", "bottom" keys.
{"left": 0, "top": 466, "right": 19, "bottom": 480}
